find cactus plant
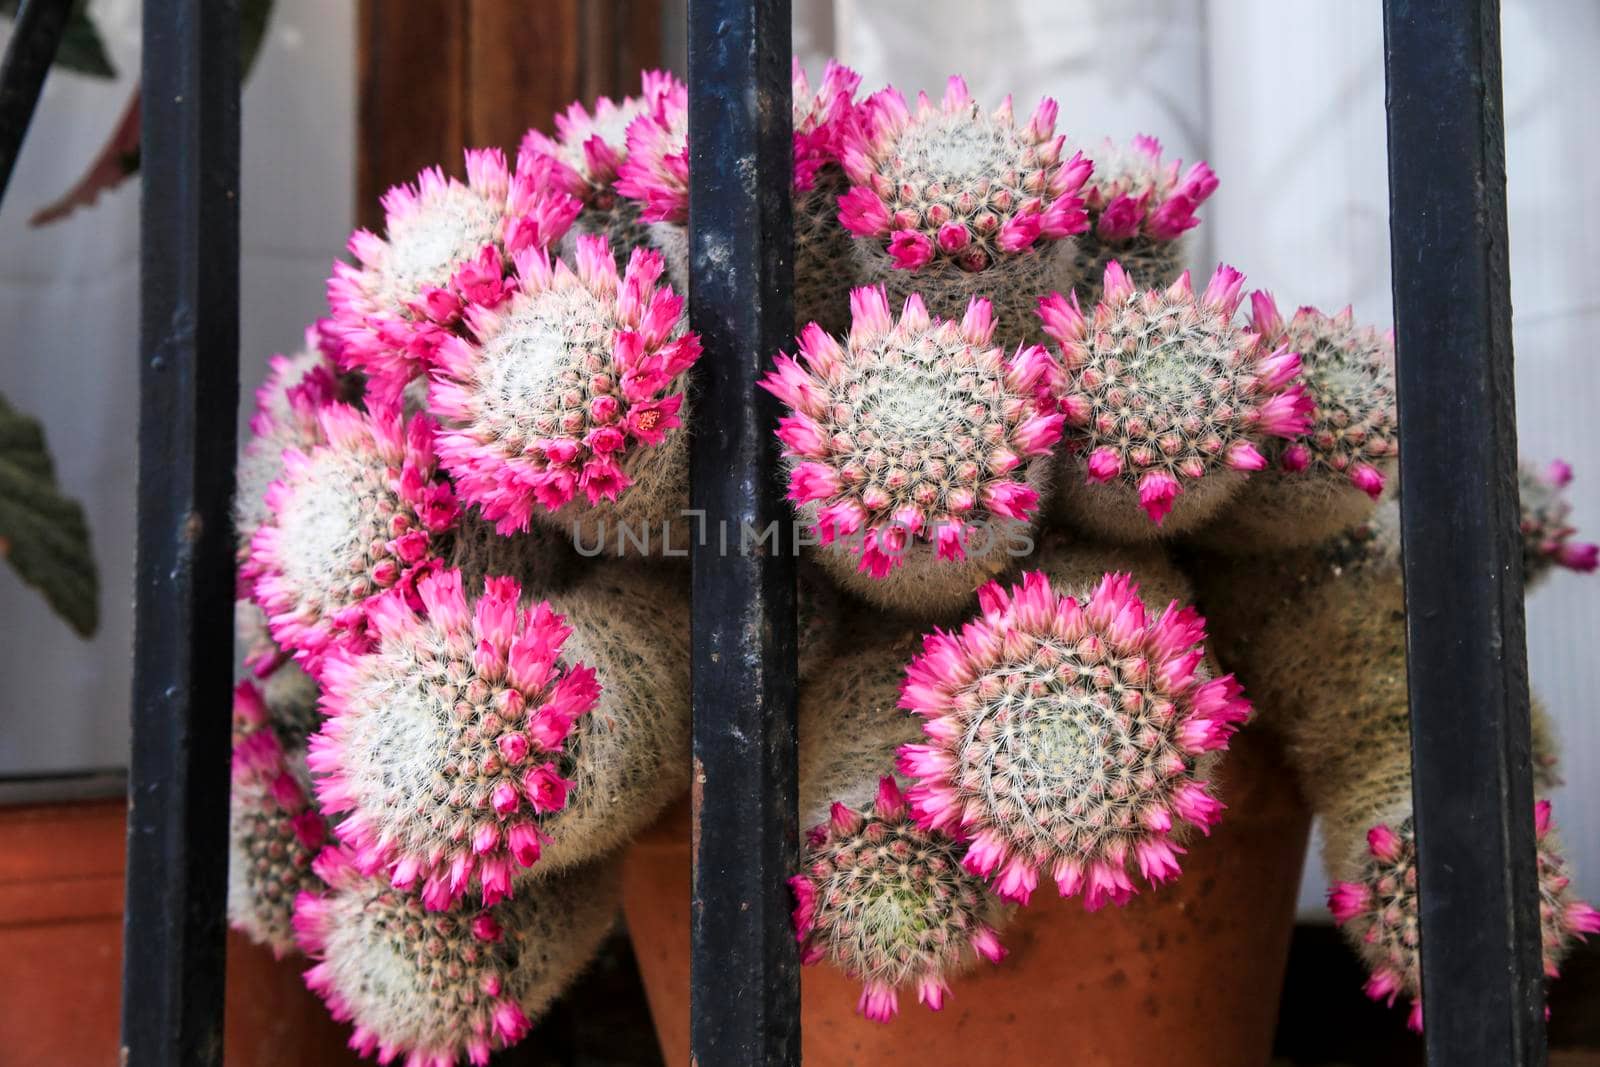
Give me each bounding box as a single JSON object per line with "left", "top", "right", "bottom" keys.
{"left": 228, "top": 679, "right": 328, "bottom": 957}
{"left": 896, "top": 570, "right": 1251, "bottom": 907}
{"left": 1192, "top": 294, "right": 1397, "bottom": 550}
{"left": 836, "top": 76, "right": 1091, "bottom": 342}
{"left": 762, "top": 286, "right": 1062, "bottom": 618}
{"left": 326, "top": 148, "right": 579, "bottom": 405}
{"left": 612, "top": 58, "right": 865, "bottom": 333}
{"left": 534, "top": 563, "right": 691, "bottom": 870}
{"left": 1041, "top": 262, "right": 1313, "bottom": 540}
{"left": 791, "top": 59, "right": 866, "bottom": 334}
{"left": 1192, "top": 507, "right": 1596, "bottom": 1029}
{"left": 1068, "top": 135, "right": 1216, "bottom": 303}
{"left": 792, "top": 777, "right": 1008, "bottom": 1021}
{"left": 309, "top": 569, "right": 600, "bottom": 909}
{"left": 294, "top": 849, "right": 620, "bottom": 1066}
{"left": 1521, "top": 458, "right": 1599, "bottom": 588}
{"left": 235, "top": 325, "right": 347, "bottom": 569}
{"left": 429, "top": 235, "right": 701, "bottom": 549}
{"left": 1327, "top": 801, "right": 1599, "bottom": 1032}
{"left": 794, "top": 632, "right": 1009, "bottom": 1021}
{"left": 244, "top": 402, "right": 460, "bottom": 675}
{"left": 518, "top": 69, "right": 684, "bottom": 265}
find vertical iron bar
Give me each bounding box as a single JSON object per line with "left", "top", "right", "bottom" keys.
{"left": 0, "top": 0, "right": 71, "bottom": 204}
{"left": 686, "top": 1, "right": 799, "bottom": 1065}
{"left": 122, "top": 0, "right": 240, "bottom": 1063}
{"left": 1382, "top": 2, "right": 1545, "bottom": 1064}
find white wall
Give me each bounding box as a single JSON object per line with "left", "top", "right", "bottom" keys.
{"left": 0, "top": 0, "right": 354, "bottom": 775}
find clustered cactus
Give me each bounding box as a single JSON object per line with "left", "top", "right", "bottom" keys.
{"left": 1197, "top": 294, "right": 1399, "bottom": 550}
{"left": 1327, "top": 803, "right": 1599, "bottom": 1032}
{"left": 1069, "top": 134, "right": 1216, "bottom": 304}
{"left": 519, "top": 69, "right": 683, "bottom": 263}
{"left": 224, "top": 58, "right": 1594, "bottom": 1061}
{"left": 790, "top": 777, "right": 1008, "bottom": 1020}
{"left": 897, "top": 571, "right": 1249, "bottom": 906}
{"left": 294, "top": 847, "right": 620, "bottom": 1067}
{"left": 429, "top": 235, "right": 700, "bottom": 537}
{"left": 762, "top": 287, "right": 1062, "bottom": 614}
{"left": 1187, "top": 503, "right": 1597, "bottom": 1031}
{"left": 229, "top": 678, "right": 328, "bottom": 956}
{"left": 245, "top": 403, "right": 460, "bottom": 674}
{"left": 310, "top": 569, "right": 599, "bottom": 909}
{"left": 327, "top": 148, "right": 580, "bottom": 405}
{"left": 839, "top": 77, "right": 1092, "bottom": 338}
{"left": 1041, "top": 262, "right": 1313, "bottom": 539}
{"left": 1520, "top": 459, "right": 1599, "bottom": 586}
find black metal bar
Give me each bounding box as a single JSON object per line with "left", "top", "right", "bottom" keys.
{"left": 0, "top": 0, "right": 71, "bottom": 206}
{"left": 685, "top": 0, "right": 799, "bottom": 1064}
{"left": 121, "top": 0, "right": 240, "bottom": 1063}
{"left": 1383, "top": 2, "right": 1544, "bottom": 1063}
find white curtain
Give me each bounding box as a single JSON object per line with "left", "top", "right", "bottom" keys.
{"left": 0, "top": 0, "right": 354, "bottom": 774}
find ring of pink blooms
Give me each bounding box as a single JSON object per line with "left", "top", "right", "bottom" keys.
{"left": 430, "top": 235, "right": 702, "bottom": 534}
{"left": 310, "top": 570, "right": 600, "bottom": 911}
{"left": 1083, "top": 134, "right": 1218, "bottom": 245}
{"left": 248, "top": 321, "right": 343, "bottom": 446}
{"left": 836, "top": 76, "right": 1092, "bottom": 271}
{"left": 294, "top": 845, "right": 534, "bottom": 1067}
{"left": 518, "top": 69, "right": 684, "bottom": 206}
{"left": 1328, "top": 803, "right": 1600, "bottom": 1033}
{"left": 897, "top": 571, "right": 1251, "bottom": 908}
{"left": 1247, "top": 291, "right": 1396, "bottom": 500}
{"left": 245, "top": 403, "right": 459, "bottom": 677}
{"left": 614, "top": 60, "right": 862, "bottom": 226}
{"left": 1038, "top": 261, "right": 1315, "bottom": 524}
{"left": 1525, "top": 459, "right": 1600, "bottom": 573}
{"left": 326, "top": 147, "right": 579, "bottom": 406}
{"left": 791, "top": 58, "right": 863, "bottom": 193}
{"left": 231, "top": 681, "right": 325, "bottom": 855}
{"left": 761, "top": 286, "right": 1064, "bottom": 578}
{"left": 789, "top": 777, "right": 1007, "bottom": 1023}
{"left": 237, "top": 331, "right": 344, "bottom": 592}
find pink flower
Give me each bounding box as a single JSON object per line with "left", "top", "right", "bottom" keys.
{"left": 1225, "top": 441, "right": 1267, "bottom": 472}
{"left": 792, "top": 777, "right": 1006, "bottom": 1022}
{"left": 764, "top": 288, "right": 1058, "bottom": 578}
{"left": 886, "top": 229, "right": 935, "bottom": 270}
{"left": 836, "top": 79, "right": 1086, "bottom": 271}
{"left": 328, "top": 149, "right": 578, "bottom": 404}
{"left": 431, "top": 236, "right": 700, "bottom": 532}
{"left": 899, "top": 572, "right": 1245, "bottom": 910}
{"left": 1366, "top": 824, "right": 1402, "bottom": 863}
{"left": 310, "top": 571, "right": 598, "bottom": 910}
{"left": 1555, "top": 542, "right": 1599, "bottom": 572}
{"left": 858, "top": 982, "right": 898, "bottom": 1023}
{"left": 244, "top": 404, "right": 457, "bottom": 676}
{"left": 1327, "top": 881, "right": 1370, "bottom": 924}
{"left": 1137, "top": 471, "right": 1181, "bottom": 524}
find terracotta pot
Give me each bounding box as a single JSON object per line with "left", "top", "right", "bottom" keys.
{"left": 0, "top": 797, "right": 361, "bottom": 1066}
{"left": 623, "top": 726, "right": 1311, "bottom": 1067}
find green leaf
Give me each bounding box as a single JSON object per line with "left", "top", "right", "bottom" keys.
{"left": 240, "top": 0, "right": 276, "bottom": 80}
{"left": 55, "top": 0, "right": 116, "bottom": 79}
{"left": 0, "top": 0, "right": 118, "bottom": 79}
{"left": 0, "top": 394, "right": 98, "bottom": 637}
